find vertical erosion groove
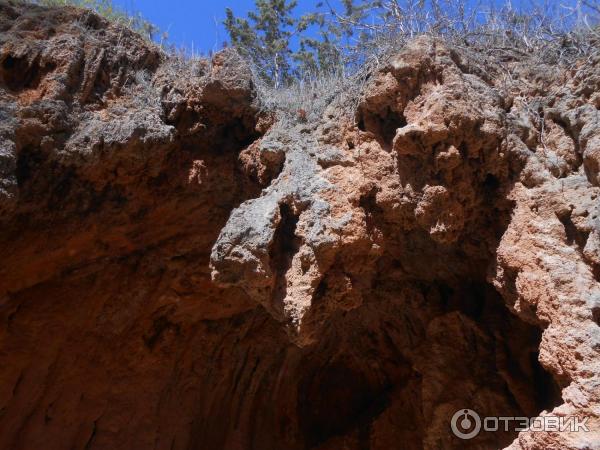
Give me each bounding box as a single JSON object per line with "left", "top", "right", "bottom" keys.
{"left": 269, "top": 203, "right": 301, "bottom": 307}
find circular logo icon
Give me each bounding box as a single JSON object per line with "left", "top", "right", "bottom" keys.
{"left": 451, "top": 409, "right": 481, "bottom": 440}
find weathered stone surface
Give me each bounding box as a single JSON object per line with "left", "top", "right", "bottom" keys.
{"left": 1, "top": 3, "right": 600, "bottom": 450}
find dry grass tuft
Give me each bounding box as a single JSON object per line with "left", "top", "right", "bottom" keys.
{"left": 250, "top": 0, "right": 600, "bottom": 121}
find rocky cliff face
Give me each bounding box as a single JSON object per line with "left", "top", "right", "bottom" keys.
{"left": 1, "top": 2, "right": 600, "bottom": 449}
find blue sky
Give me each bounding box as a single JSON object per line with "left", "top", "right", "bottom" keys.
{"left": 110, "top": 0, "right": 587, "bottom": 54}
{"left": 111, "top": 0, "right": 327, "bottom": 54}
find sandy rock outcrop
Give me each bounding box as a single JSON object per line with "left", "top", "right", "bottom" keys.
{"left": 1, "top": 2, "right": 599, "bottom": 449}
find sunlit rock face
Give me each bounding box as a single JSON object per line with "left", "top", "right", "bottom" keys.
{"left": 1, "top": 3, "right": 600, "bottom": 449}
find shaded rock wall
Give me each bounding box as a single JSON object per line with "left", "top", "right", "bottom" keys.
{"left": 1, "top": 2, "right": 599, "bottom": 449}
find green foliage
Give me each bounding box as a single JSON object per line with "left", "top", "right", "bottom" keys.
{"left": 32, "top": 0, "right": 163, "bottom": 41}
{"left": 225, "top": 0, "right": 298, "bottom": 87}
{"left": 224, "top": 0, "right": 380, "bottom": 86}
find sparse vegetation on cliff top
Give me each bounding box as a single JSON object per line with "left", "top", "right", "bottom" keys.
{"left": 223, "top": 0, "right": 600, "bottom": 118}
{"left": 27, "top": 0, "right": 164, "bottom": 41}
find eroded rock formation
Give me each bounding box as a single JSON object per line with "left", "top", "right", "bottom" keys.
{"left": 1, "top": 2, "right": 599, "bottom": 449}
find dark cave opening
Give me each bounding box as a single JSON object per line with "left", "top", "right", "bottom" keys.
{"left": 297, "top": 363, "right": 389, "bottom": 448}
{"left": 438, "top": 281, "right": 562, "bottom": 413}
{"left": 1, "top": 53, "right": 54, "bottom": 92}
{"left": 357, "top": 107, "right": 407, "bottom": 149}
{"left": 293, "top": 279, "right": 562, "bottom": 449}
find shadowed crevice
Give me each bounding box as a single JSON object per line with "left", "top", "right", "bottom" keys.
{"left": 269, "top": 203, "right": 302, "bottom": 308}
